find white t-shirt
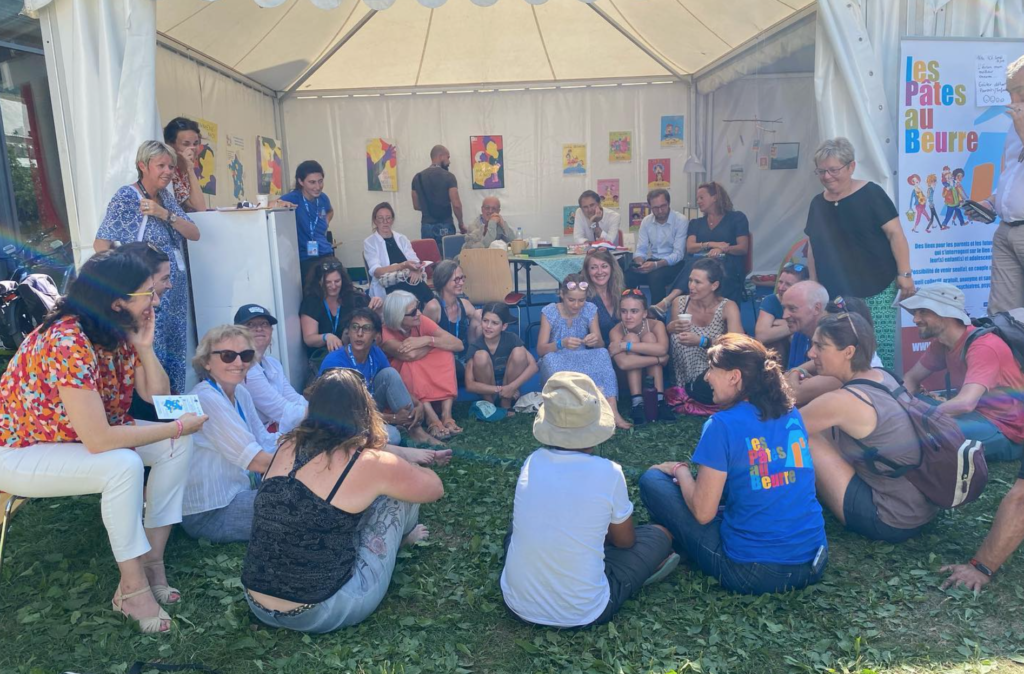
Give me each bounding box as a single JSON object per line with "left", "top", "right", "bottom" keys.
{"left": 500, "top": 448, "right": 634, "bottom": 627}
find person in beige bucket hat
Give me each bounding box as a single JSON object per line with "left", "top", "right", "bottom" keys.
{"left": 501, "top": 371, "right": 679, "bottom": 628}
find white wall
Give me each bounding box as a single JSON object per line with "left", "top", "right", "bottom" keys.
{"left": 707, "top": 74, "right": 821, "bottom": 274}
{"left": 281, "top": 83, "right": 691, "bottom": 269}
{"left": 155, "top": 46, "right": 278, "bottom": 210}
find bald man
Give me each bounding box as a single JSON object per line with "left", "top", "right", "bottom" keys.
{"left": 464, "top": 197, "right": 513, "bottom": 250}
{"left": 412, "top": 144, "right": 466, "bottom": 249}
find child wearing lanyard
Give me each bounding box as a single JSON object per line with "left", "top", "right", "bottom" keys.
{"left": 276, "top": 160, "right": 337, "bottom": 283}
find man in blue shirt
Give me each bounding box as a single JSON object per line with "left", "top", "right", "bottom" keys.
{"left": 625, "top": 189, "right": 688, "bottom": 303}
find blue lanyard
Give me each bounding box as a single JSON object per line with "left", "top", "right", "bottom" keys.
{"left": 323, "top": 299, "right": 341, "bottom": 334}
{"left": 303, "top": 195, "right": 321, "bottom": 240}
{"left": 208, "top": 379, "right": 246, "bottom": 424}
{"left": 347, "top": 344, "right": 375, "bottom": 393}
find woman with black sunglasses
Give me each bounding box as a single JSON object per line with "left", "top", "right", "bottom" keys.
{"left": 181, "top": 325, "right": 280, "bottom": 543}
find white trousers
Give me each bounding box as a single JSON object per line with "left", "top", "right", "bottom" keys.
{"left": 0, "top": 427, "right": 193, "bottom": 563}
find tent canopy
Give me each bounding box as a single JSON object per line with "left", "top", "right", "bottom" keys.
{"left": 157, "top": 0, "right": 815, "bottom": 93}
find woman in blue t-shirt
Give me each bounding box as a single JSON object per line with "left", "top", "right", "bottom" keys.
{"left": 754, "top": 262, "right": 810, "bottom": 361}
{"left": 639, "top": 333, "right": 828, "bottom": 595}
{"left": 274, "top": 160, "right": 337, "bottom": 283}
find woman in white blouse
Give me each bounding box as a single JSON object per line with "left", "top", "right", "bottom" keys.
{"left": 363, "top": 202, "right": 435, "bottom": 306}
{"left": 181, "top": 324, "right": 279, "bottom": 543}
{"left": 234, "top": 303, "right": 307, "bottom": 434}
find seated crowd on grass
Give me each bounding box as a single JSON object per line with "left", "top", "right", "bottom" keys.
{"left": 3, "top": 133, "right": 1024, "bottom": 637}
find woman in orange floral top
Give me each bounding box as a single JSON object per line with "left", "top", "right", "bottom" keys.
{"left": 0, "top": 252, "right": 208, "bottom": 634}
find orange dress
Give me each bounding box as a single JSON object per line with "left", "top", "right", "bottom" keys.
{"left": 382, "top": 316, "right": 457, "bottom": 403}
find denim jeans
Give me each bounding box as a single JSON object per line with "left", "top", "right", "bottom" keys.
{"left": 374, "top": 367, "right": 411, "bottom": 445}
{"left": 638, "top": 469, "right": 826, "bottom": 595}
{"left": 245, "top": 497, "right": 419, "bottom": 633}
{"left": 916, "top": 393, "right": 1021, "bottom": 462}
{"left": 181, "top": 488, "right": 257, "bottom": 543}
{"left": 421, "top": 220, "right": 455, "bottom": 252}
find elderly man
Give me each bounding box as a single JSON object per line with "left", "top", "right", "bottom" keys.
{"left": 464, "top": 197, "right": 513, "bottom": 250}
{"left": 573, "top": 190, "right": 621, "bottom": 244}
{"left": 900, "top": 283, "right": 1024, "bottom": 462}
{"left": 412, "top": 144, "right": 466, "bottom": 249}
{"left": 783, "top": 281, "right": 856, "bottom": 406}
{"left": 625, "top": 189, "right": 688, "bottom": 304}
{"left": 983, "top": 54, "right": 1024, "bottom": 313}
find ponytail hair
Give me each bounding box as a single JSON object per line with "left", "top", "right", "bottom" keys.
{"left": 707, "top": 333, "right": 793, "bottom": 421}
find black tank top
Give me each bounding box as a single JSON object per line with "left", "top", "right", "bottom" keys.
{"left": 242, "top": 448, "right": 365, "bottom": 604}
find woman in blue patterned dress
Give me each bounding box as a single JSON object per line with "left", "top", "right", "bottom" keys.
{"left": 537, "top": 273, "right": 631, "bottom": 429}
{"left": 95, "top": 141, "right": 200, "bottom": 393}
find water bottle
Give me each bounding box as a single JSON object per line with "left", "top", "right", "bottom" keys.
{"left": 516, "top": 227, "right": 524, "bottom": 241}
{"left": 643, "top": 376, "right": 659, "bottom": 422}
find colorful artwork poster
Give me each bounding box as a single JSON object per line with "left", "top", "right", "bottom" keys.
{"left": 256, "top": 136, "right": 283, "bottom": 197}
{"left": 609, "top": 132, "right": 631, "bottom": 163}
{"left": 226, "top": 135, "right": 246, "bottom": 200}
{"left": 196, "top": 118, "right": 218, "bottom": 196}
{"left": 897, "top": 38, "right": 1023, "bottom": 377}
{"left": 563, "top": 144, "right": 587, "bottom": 175}
{"left": 470, "top": 135, "right": 504, "bottom": 190}
{"left": 563, "top": 206, "right": 576, "bottom": 236}
{"left": 770, "top": 143, "right": 800, "bottom": 170}
{"left": 647, "top": 158, "right": 671, "bottom": 190}
{"left": 660, "top": 115, "right": 684, "bottom": 147}
{"left": 596, "top": 179, "right": 620, "bottom": 209}
{"left": 366, "top": 138, "right": 398, "bottom": 192}
{"left": 628, "top": 202, "right": 650, "bottom": 233}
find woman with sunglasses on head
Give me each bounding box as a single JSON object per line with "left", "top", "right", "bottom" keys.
{"left": 300, "top": 260, "right": 382, "bottom": 375}
{"left": 800, "top": 313, "right": 937, "bottom": 543}
{"left": 538, "top": 273, "right": 631, "bottom": 429}
{"left": 608, "top": 289, "right": 674, "bottom": 425}
{"left": 381, "top": 291, "right": 463, "bottom": 440}
{"left": 581, "top": 248, "right": 625, "bottom": 344}
{"left": 0, "top": 252, "right": 207, "bottom": 634}
{"left": 424, "top": 260, "right": 482, "bottom": 383}
{"left": 805, "top": 137, "right": 915, "bottom": 370}
{"left": 272, "top": 160, "right": 338, "bottom": 283}
{"left": 754, "top": 262, "right": 811, "bottom": 358}
{"left": 182, "top": 325, "right": 280, "bottom": 543}
{"left": 363, "top": 202, "right": 435, "bottom": 307}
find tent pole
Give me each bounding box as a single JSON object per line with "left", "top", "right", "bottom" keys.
{"left": 585, "top": 4, "right": 684, "bottom": 80}
{"left": 285, "top": 9, "right": 380, "bottom": 97}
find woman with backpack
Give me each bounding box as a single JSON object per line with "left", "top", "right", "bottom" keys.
{"left": 800, "top": 312, "right": 938, "bottom": 543}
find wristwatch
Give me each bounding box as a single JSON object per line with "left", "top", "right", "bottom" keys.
{"left": 168, "top": 213, "right": 178, "bottom": 226}
{"left": 969, "top": 558, "right": 995, "bottom": 577}
{"left": 898, "top": 271, "right": 912, "bottom": 278}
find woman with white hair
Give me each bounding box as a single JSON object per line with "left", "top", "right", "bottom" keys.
{"left": 380, "top": 291, "right": 463, "bottom": 439}
{"left": 95, "top": 140, "right": 201, "bottom": 394}
{"left": 804, "top": 137, "right": 914, "bottom": 368}
{"left": 181, "top": 324, "right": 280, "bottom": 543}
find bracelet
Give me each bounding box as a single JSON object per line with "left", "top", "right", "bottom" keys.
{"left": 970, "top": 558, "right": 995, "bottom": 577}
{"left": 173, "top": 419, "right": 183, "bottom": 440}
{"left": 557, "top": 338, "right": 563, "bottom": 350}
{"left": 699, "top": 336, "right": 708, "bottom": 349}
{"left": 626, "top": 341, "right": 633, "bottom": 353}
{"left": 795, "top": 367, "right": 810, "bottom": 380}
{"left": 672, "top": 462, "right": 687, "bottom": 476}
{"left": 323, "top": 333, "right": 329, "bottom": 346}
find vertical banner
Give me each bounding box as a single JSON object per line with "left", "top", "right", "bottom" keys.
{"left": 898, "top": 38, "right": 1023, "bottom": 371}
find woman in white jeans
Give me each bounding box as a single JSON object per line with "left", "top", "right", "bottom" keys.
{"left": 0, "top": 252, "right": 207, "bottom": 634}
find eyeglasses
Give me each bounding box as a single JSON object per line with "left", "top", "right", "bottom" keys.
{"left": 565, "top": 281, "right": 589, "bottom": 290}
{"left": 127, "top": 290, "right": 156, "bottom": 298}
{"left": 832, "top": 296, "right": 859, "bottom": 344}
{"left": 375, "top": 216, "right": 395, "bottom": 224}
{"left": 452, "top": 275, "right": 467, "bottom": 283}
{"left": 621, "top": 288, "right": 645, "bottom": 297}
{"left": 211, "top": 349, "right": 256, "bottom": 364}
{"left": 813, "top": 162, "right": 852, "bottom": 177}
{"left": 246, "top": 321, "right": 272, "bottom": 331}
{"left": 782, "top": 263, "right": 806, "bottom": 273}
{"left": 404, "top": 308, "right": 420, "bottom": 318}
{"left": 350, "top": 323, "right": 376, "bottom": 334}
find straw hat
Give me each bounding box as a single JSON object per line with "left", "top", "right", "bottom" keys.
{"left": 532, "top": 372, "right": 615, "bottom": 449}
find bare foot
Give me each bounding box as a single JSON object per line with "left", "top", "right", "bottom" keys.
{"left": 615, "top": 415, "right": 633, "bottom": 430}
{"left": 410, "top": 426, "right": 445, "bottom": 447}
{"left": 432, "top": 448, "right": 453, "bottom": 466}
{"left": 401, "top": 524, "right": 429, "bottom": 547}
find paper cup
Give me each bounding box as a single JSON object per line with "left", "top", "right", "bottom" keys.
{"left": 551, "top": 236, "right": 561, "bottom": 247}
{"left": 257, "top": 194, "right": 269, "bottom": 208}
{"left": 530, "top": 237, "right": 541, "bottom": 248}
{"left": 678, "top": 313, "right": 692, "bottom": 329}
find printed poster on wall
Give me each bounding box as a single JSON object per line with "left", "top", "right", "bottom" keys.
{"left": 225, "top": 135, "right": 246, "bottom": 200}
{"left": 563, "top": 206, "right": 577, "bottom": 236}
{"left": 596, "top": 179, "right": 620, "bottom": 208}
{"left": 470, "top": 135, "right": 504, "bottom": 189}
{"left": 609, "top": 132, "right": 631, "bottom": 163}
{"left": 367, "top": 138, "right": 398, "bottom": 192}
{"left": 647, "top": 158, "right": 670, "bottom": 190}
{"left": 563, "top": 144, "right": 587, "bottom": 175}
{"left": 660, "top": 115, "right": 684, "bottom": 147}
{"left": 196, "top": 118, "right": 218, "bottom": 196}
{"left": 256, "top": 136, "right": 283, "bottom": 197}
{"left": 628, "top": 202, "right": 650, "bottom": 233}
{"left": 898, "top": 38, "right": 1024, "bottom": 371}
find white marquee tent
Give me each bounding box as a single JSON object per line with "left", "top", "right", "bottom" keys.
{"left": 22, "top": 0, "right": 1024, "bottom": 273}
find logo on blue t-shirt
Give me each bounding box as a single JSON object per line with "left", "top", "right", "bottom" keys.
{"left": 748, "top": 418, "right": 811, "bottom": 491}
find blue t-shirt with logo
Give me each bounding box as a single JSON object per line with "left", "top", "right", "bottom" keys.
{"left": 280, "top": 190, "right": 333, "bottom": 260}
{"left": 692, "top": 401, "right": 826, "bottom": 565}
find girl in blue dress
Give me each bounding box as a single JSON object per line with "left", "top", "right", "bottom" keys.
{"left": 537, "top": 274, "right": 630, "bottom": 429}
{"left": 95, "top": 141, "right": 200, "bottom": 394}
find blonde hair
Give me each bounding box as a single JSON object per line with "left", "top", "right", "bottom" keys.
{"left": 1008, "top": 54, "right": 1024, "bottom": 82}
{"left": 135, "top": 140, "right": 176, "bottom": 181}
{"left": 193, "top": 324, "right": 254, "bottom": 379}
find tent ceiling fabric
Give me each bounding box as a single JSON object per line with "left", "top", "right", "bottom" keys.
{"left": 153, "top": 0, "right": 814, "bottom": 93}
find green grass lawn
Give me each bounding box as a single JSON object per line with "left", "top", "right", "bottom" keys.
{"left": 2, "top": 409, "right": 1024, "bottom": 674}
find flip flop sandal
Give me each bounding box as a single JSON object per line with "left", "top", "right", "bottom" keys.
{"left": 442, "top": 419, "right": 463, "bottom": 435}
{"left": 428, "top": 422, "right": 450, "bottom": 439}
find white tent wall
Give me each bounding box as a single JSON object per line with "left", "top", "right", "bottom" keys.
{"left": 705, "top": 74, "right": 821, "bottom": 275}
{"left": 281, "top": 83, "right": 691, "bottom": 271}
{"left": 154, "top": 45, "right": 279, "bottom": 210}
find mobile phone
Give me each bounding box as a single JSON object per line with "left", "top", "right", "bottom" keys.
{"left": 811, "top": 545, "right": 827, "bottom": 574}
{"left": 965, "top": 200, "right": 996, "bottom": 224}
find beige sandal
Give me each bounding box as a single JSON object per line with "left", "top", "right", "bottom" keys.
{"left": 144, "top": 560, "right": 181, "bottom": 605}
{"left": 112, "top": 585, "right": 171, "bottom": 634}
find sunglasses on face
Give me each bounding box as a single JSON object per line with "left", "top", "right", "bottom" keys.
{"left": 565, "top": 281, "right": 589, "bottom": 291}
{"left": 128, "top": 290, "right": 156, "bottom": 298}
{"left": 405, "top": 308, "right": 420, "bottom": 318}
{"left": 211, "top": 349, "right": 256, "bottom": 364}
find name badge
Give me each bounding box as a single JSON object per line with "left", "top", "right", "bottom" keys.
{"left": 171, "top": 249, "right": 186, "bottom": 272}
{"left": 307, "top": 240, "right": 319, "bottom": 257}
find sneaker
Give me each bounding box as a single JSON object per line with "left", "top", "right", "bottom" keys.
{"left": 644, "top": 553, "right": 681, "bottom": 586}
{"left": 648, "top": 304, "right": 667, "bottom": 321}
{"left": 631, "top": 405, "right": 646, "bottom": 426}
{"left": 657, "top": 400, "right": 676, "bottom": 421}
